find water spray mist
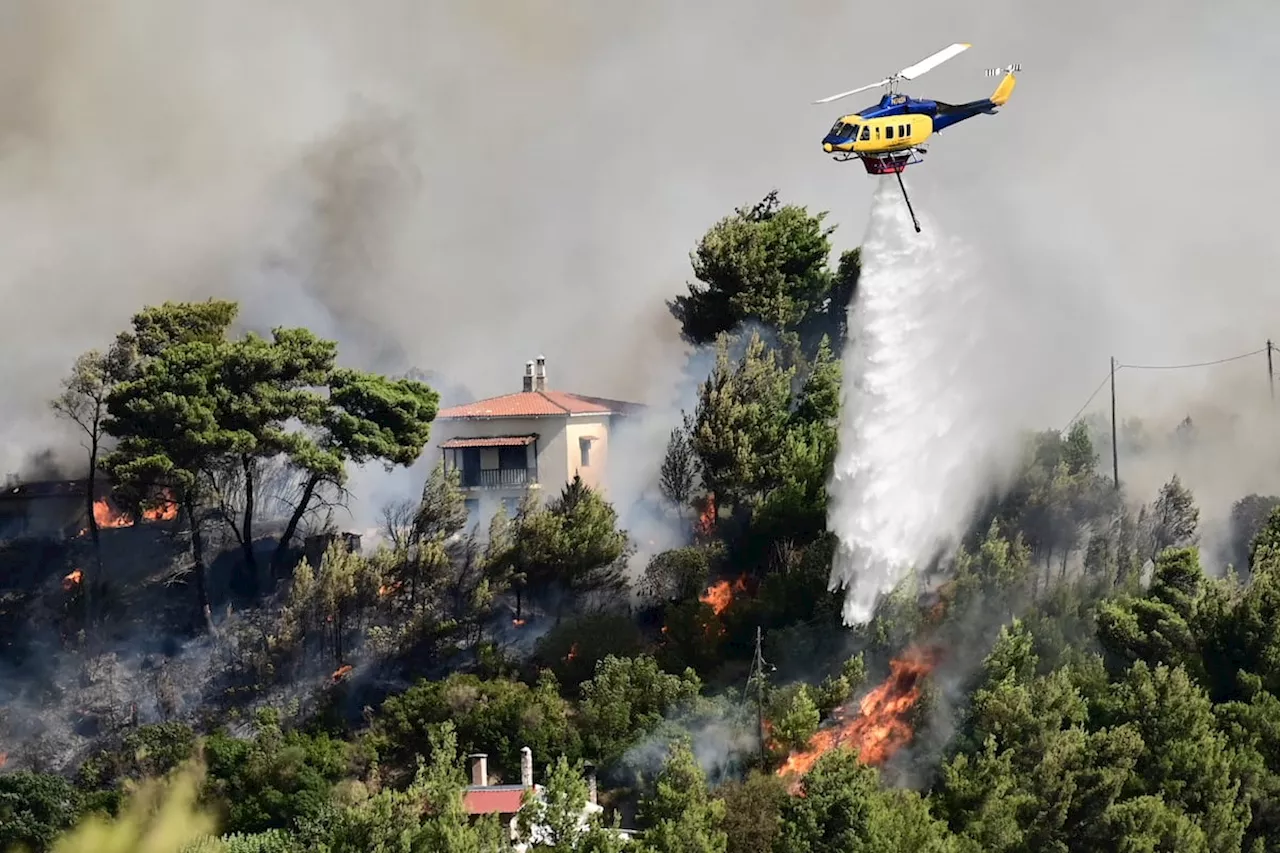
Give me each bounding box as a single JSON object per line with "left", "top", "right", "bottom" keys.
{"left": 828, "top": 177, "right": 999, "bottom": 625}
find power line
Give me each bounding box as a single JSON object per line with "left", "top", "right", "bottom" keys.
{"left": 1054, "top": 342, "right": 1274, "bottom": 493}
{"left": 1062, "top": 370, "right": 1115, "bottom": 431}
{"left": 1062, "top": 345, "right": 1272, "bottom": 430}
{"left": 1116, "top": 347, "right": 1268, "bottom": 371}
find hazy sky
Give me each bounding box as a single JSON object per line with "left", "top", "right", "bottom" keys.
{"left": 2, "top": 0, "right": 1278, "bottom": 498}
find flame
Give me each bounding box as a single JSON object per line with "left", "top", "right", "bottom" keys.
{"left": 93, "top": 498, "right": 132, "bottom": 529}
{"left": 141, "top": 489, "right": 178, "bottom": 521}
{"left": 700, "top": 576, "right": 748, "bottom": 617}
{"left": 695, "top": 492, "right": 716, "bottom": 536}
{"left": 776, "top": 645, "right": 940, "bottom": 789}
{"left": 566, "top": 643, "right": 579, "bottom": 662}
{"left": 378, "top": 581, "right": 404, "bottom": 597}
{"left": 332, "top": 664, "right": 353, "bottom": 682}
{"left": 0, "top": 752, "right": 6, "bottom": 769}
{"left": 513, "top": 618, "right": 526, "bottom": 627}
{"left": 63, "top": 569, "right": 83, "bottom": 591}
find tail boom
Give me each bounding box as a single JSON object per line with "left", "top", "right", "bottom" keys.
{"left": 989, "top": 71, "right": 1016, "bottom": 106}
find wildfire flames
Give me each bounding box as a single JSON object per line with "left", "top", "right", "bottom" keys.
{"left": 566, "top": 643, "right": 579, "bottom": 661}
{"left": 63, "top": 569, "right": 83, "bottom": 591}
{"left": 378, "top": 581, "right": 404, "bottom": 598}
{"left": 700, "top": 576, "right": 747, "bottom": 616}
{"left": 85, "top": 489, "right": 178, "bottom": 532}
{"left": 776, "top": 645, "right": 941, "bottom": 790}
{"left": 695, "top": 492, "right": 717, "bottom": 537}
{"left": 93, "top": 498, "right": 132, "bottom": 529}
{"left": 332, "top": 664, "right": 353, "bottom": 682}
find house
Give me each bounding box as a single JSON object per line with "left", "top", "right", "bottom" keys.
{"left": 462, "top": 748, "right": 632, "bottom": 850}
{"left": 0, "top": 476, "right": 113, "bottom": 541}
{"left": 432, "top": 356, "right": 645, "bottom": 522}
{"left": 0, "top": 475, "right": 175, "bottom": 543}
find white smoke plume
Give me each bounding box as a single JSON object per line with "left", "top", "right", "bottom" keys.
{"left": 2, "top": 0, "right": 1279, "bottom": 544}
{"left": 828, "top": 178, "right": 1013, "bottom": 624}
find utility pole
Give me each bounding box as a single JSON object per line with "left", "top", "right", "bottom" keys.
{"left": 1110, "top": 356, "right": 1119, "bottom": 491}
{"left": 1268, "top": 339, "right": 1275, "bottom": 404}
{"left": 750, "top": 626, "right": 768, "bottom": 765}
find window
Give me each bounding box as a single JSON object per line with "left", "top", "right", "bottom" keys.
{"left": 860, "top": 126, "right": 870, "bottom": 141}
{"left": 885, "top": 125, "right": 894, "bottom": 139}
{"left": 898, "top": 124, "right": 907, "bottom": 137}
{"left": 579, "top": 437, "right": 592, "bottom": 467}
{"left": 904, "top": 123, "right": 912, "bottom": 137}
{"left": 874, "top": 126, "right": 881, "bottom": 139}
{"left": 497, "top": 445, "right": 526, "bottom": 471}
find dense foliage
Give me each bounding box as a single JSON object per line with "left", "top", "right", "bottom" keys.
{"left": 8, "top": 191, "right": 1280, "bottom": 853}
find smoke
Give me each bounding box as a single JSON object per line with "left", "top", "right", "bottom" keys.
{"left": 828, "top": 180, "right": 1013, "bottom": 624}
{"left": 0, "top": 0, "right": 1277, "bottom": 568}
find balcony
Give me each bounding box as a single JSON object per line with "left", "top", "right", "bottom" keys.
{"left": 459, "top": 466, "right": 539, "bottom": 490}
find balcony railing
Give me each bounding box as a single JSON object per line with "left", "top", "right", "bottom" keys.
{"left": 459, "top": 467, "right": 539, "bottom": 489}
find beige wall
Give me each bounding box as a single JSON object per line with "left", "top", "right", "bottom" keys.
{"left": 430, "top": 414, "right": 618, "bottom": 521}
{"left": 430, "top": 415, "right": 569, "bottom": 492}
{"left": 563, "top": 415, "right": 611, "bottom": 494}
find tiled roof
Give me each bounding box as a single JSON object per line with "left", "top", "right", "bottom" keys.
{"left": 437, "top": 390, "right": 641, "bottom": 420}
{"left": 0, "top": 480, "right": 91, "bottom": 501}
{"left": 440, "top": 435, "right": 538, "bottom": 449}
{"left": 463, "top": 784, "right": 532, "bottom": 815}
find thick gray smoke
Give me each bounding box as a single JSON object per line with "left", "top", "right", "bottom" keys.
{"left": 1, "top": 0, "right": 1278, "bottom": 541}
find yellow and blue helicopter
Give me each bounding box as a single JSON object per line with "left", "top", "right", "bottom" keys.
{"left": 816, "top": 43, "right": 1019, "bottom": 232}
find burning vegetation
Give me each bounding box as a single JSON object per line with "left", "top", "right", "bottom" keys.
{"left": 776, "top": 645, "right": 941, "bottom": 790}
{"left": 699, "top": 576, "right": 747, "bottom": 616}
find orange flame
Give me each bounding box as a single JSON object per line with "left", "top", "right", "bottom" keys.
{"left": 776, "top": 645, "right": 940, "bottom": 789}
{"left": 332, "top": 664, "right": 353, "bottom": 682}
{"left": 142, "top": 488, "right": 178, "bottom": 521}
{"left": 699, "top": 576, "right": 747, "bottom": 617}
{"left": 63, "top": 569, "right": 83, "bottom": 591}
{"left": 512, "top": 618, "right": 526, "bottom": 627}
{"left": 378, "top": 581, "right": 404, "bottom": 598}
{"left": 93, "top": 498, "right": 132, "bottom": 529}
{"left": 566, "top": 643, "right": 579, "bottom": 662}
{"left": 695, "top": 492, "right": 716, "bottom": 536}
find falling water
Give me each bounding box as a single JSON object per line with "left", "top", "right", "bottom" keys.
{"left": 828, "top": 176, "right": 1002, "bottom": 625}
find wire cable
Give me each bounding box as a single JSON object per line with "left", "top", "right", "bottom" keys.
{"left": 1117, "top": 347, "right": 1268, "bottom": 371}
{"left": 1060, "top": 344, "right": 1272, "bottom": 431}
{"left": 1061, "top": 369, "right": 1117, "bottom": 431}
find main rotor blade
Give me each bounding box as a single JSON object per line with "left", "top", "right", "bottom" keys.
{"left": 812, "top": 78, "right": 890, "bottom": 104}
{"left": 899, "top": 42, "right": 971, "bottom": 80}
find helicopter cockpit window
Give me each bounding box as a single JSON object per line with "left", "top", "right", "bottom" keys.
{"left": 829, "top": 122, "right": 858, "bottom": 141}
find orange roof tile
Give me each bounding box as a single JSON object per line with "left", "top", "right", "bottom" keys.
{"left": 437, "top": 390, "right": 642, "bottom": 420}
{"left": 439, "top": 435, "right": 537, "bottom": 449}
{"left": 463, "top": 785, "right": 530, "bottom": 814}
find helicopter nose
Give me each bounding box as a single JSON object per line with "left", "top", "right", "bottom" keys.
{"left": 823, "top": 142, "right": 833, "bottom": 153}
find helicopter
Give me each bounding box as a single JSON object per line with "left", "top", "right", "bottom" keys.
{"left": 815, "top": 43, "right": 1019, "bottom": 232}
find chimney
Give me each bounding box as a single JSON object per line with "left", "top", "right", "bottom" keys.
{"left": 583, "top": 761, "right": 597, "bottom": 805}
{"left": 520, "top": 746, "right": 533, "bottom": 788}
{"left": 534, "top": 355, "right": 547, "bottom": 392}
{"left": 523, "top": 360, "right": 534, "bottom": 393}
{"left": 469, "top": 753, "right": 488, "bottom": 787}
